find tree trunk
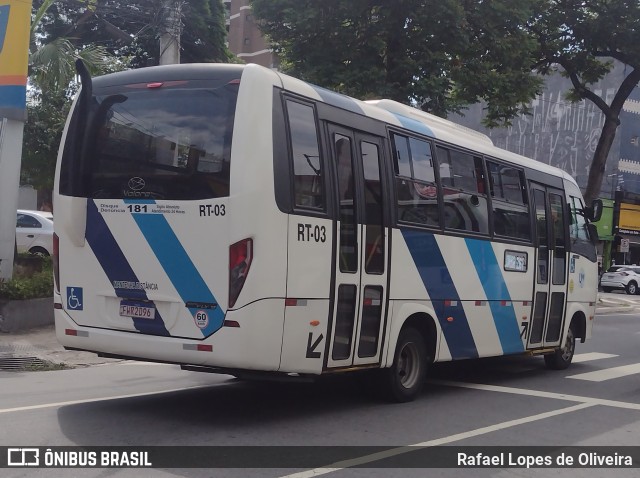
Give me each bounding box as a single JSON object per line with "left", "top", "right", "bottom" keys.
{"left": 583, "top": 116, "right": 619, "bottom": 204}
{"left": 582, "top": 67, "right": 640, "bottom": 204}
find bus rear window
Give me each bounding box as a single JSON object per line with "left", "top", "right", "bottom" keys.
{"left": 62, "top": 79, "right": 238, "bottom": 200}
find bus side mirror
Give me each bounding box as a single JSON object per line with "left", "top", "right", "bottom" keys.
{"left": 587, "top": 223, "right": 599, "bottom": 244}
{"left": 586, "top": 199, "right": 603, "bottom": 222}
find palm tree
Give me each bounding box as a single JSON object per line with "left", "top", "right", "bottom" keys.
{"left": 20, "top": 1, "right": 127, "bottom": 213}
{"left": 28, "top": 0, "right": 122, "bottom": 95}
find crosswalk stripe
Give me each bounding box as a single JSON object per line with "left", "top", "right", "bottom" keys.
{"left": 567, "top": 363, "right": 640, "bottom": 382}
{"left": 572, "top": 352, "right": 618, "bottom": 363}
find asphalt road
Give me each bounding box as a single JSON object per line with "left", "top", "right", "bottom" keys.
{"left": 1, "top": 306, "right": 639, "bottom": 478}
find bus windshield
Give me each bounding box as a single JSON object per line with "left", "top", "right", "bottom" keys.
{"left": 65, "top": 79, "right": 238, "bottom": 200}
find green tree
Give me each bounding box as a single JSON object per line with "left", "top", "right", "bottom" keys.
{"left": 253, "top": 0, "right": 640, "bottom": 203}
{"left": 531, "top": 0, "right": 640, "bottom": 202}
{"left": 181, "top": 0, "right": 233, "bottom": 64}
{"left": 23, "top": 0, "right": 125, "bottom": 195}
{"left": 251, "top": 0, "right": 542, "bottom": 118}
{"left": 34, "top": 0, "right": 233, "bottom": 67}
{"left": 20, "top": 95, "right": 70, "bottom": 196}
{"left": 29, "top": 0, "right": 119, "bottom": 95}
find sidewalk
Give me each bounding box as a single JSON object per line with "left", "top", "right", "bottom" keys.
{"left": 0, "top": 325, "right": 122, "bottom": 369}
{"left": 0, "top": 295, "right": 636, "bottom": 370}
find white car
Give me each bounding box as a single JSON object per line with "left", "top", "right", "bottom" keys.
{"left": 16, "top": 209, "right": 54, "bottom": 256}
{"left": 600, "top": 266, "right": 640, "bottom": 295}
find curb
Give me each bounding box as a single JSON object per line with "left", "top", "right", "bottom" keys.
{"left": 0, "top": 298, "right": 54, "bottom": 333}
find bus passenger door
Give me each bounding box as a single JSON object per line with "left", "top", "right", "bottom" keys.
{"left": 528, "top": 185, "right": 568, "bottom": 350}
{"left": 326, "top": 126, "right": 389, "bottom": 368}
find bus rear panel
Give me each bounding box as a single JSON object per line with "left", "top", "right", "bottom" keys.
{"left": 54, "top": 64, "right": 290, "bottom": 371}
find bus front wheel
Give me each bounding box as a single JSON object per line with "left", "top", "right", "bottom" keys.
{"left": 544, "top": 325, "right": 576, "bottom": 370}
{"left": 383, "top": 327, "right": 427, "bottom": 402}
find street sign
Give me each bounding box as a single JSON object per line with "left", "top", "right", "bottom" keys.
{"left": 620, "top": 238, "right": 630, "bottom": 253}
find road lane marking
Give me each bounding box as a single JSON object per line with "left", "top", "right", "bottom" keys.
{"left": 0, "top": 384, "right": 226, "bottom": 415}
{"left": 277, "top": 403, "right": 594, "bottom": 478}
{"left": 567, "top": 363, "right": 640, "bottom": 382}
{"left": 430, "top": 379, "right": 640, "bottom": 410}
{"left": 278, "top": 378, "right": 640, "bottom": 478}
{"left": 572, "top": 352, "right": 618, "bottom": 363}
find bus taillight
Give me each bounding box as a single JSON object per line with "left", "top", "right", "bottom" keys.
{"left": 229, "top": 238, "right": 253, "bottom": 308}
{"left": 53, "top": 233, "right": 60, "bottom": 293}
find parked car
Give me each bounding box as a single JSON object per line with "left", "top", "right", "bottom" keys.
{"left": 16, "top": 210, "right": 54, "bottom": 256}
{"left": 600, "top": 265, "right": 640, "bottom": 294}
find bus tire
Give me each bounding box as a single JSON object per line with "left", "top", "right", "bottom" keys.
{"left": 544, "top": 324, "right": 576, "bottom": 370}
{"left": 383, "top": 327, "right": 427, "bottom": 402}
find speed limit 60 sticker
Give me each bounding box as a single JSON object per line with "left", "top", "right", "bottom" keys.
{"left": 194, "top": 310, "right": 209, "bottom": 329}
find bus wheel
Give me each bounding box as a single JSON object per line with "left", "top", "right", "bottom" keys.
{"left": 383, "top": 327, "right": 427, "bottom": 402}
{"left": 544, "top": 325, "right": 575, "bottom": 370}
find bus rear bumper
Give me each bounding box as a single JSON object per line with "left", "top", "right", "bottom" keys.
{"left": 55, "top": 298, "right": 286, "bottom": 371}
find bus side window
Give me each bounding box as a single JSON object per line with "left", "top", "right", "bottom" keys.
{"left": 487, "top": 160, "right": 531, "bottom": 241}
{"left": 437, "top": 146, "right": 489, "bottom": 235}
{"left": 285, "top": 100, "right": 325, "bottom": 211}
{"left": 392, "top": 133, "right": 440, "bottom": 228}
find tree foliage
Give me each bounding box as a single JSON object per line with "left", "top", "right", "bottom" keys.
{"left": 251, "top": 0, "right": 543, "bottom": 120}
{"left": 252, "top": 0, "right": 640, "bottom": 201}
{"left": 530, "top": 0, "right": 640, "bottom": 202}
{"left": 21, "top": 94, "right": 70, "bottom": 192}
{"left": 29, "top": 0, "right": 120, "bottom": 95}
{"left": 33, "top": 0, "right": 232, "bottom": 67}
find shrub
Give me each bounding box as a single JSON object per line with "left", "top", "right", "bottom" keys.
{"left": 0, "top": 257, "right": 54, "bottom": 300}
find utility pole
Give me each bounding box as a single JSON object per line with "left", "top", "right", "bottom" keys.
{"left": 0, "top": 0, "right": 32, "bottom": 280}
{"left": 159, "top": 0, "right": 182, "bottom": 65}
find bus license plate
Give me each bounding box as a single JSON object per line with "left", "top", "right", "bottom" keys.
{"left": 119, "top": 301, "right": 155, "bottom": 319}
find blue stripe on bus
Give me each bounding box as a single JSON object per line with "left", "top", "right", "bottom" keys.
{"left": 86, "top": 200, "right": 170, "bottom": 336}
{"left": 389, "top": 113, "right": 435, "bottom": 138}
{"left": 464, "top": 238, "right": 524, "bottom": 354}
{"left": 127, "top": 206, "right": 225, "bottom": 337}
{"left": 401, "top": 229, "right": 478, "bottom": 359}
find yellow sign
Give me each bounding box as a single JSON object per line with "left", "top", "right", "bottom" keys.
{"left": 619, "top": 202, "right": 640, "bottom": 232}
{"left": 0, "top": 0, "right": 32, "bottom": 121}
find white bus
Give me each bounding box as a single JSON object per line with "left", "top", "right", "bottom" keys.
{"left": 53, "top": 62, "right": 601, "bottom": 402}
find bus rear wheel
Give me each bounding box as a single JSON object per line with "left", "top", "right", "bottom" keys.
{"left": 382, "top": 327, "right": 427, "bottom": 402}
{"left": 544, "top": 325, "right": 575, "bottom": 370}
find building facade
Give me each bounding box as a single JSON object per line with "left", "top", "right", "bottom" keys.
{"left": 224, "top": 0, "right": 277, "bottom": 69}
{"left": 451, "top": 62, "right": 640, "bottom": 200}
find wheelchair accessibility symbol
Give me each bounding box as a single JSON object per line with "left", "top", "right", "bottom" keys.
{"left": 67, "top": 287, "right": 83, "bottom": 310}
